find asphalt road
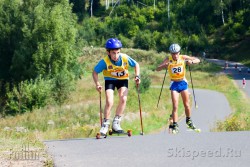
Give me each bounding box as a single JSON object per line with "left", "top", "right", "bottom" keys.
{"left": 44, "top": 59, "right": 250, "bottom": 167}
{"left": 206, "top": 58, "right": 250, "bottom": 97}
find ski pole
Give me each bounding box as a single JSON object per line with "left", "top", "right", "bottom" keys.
{"left": 188, "top": 65, "right": 198, "bottom": 108}
{"left": 99, "top": 91, "right": 103, "bottom": 126}
{"left": 157, "top": 69, "right": 167, "bottom": 108}
{"left": 136, "top": 84, "right": 144, "bottom": 135}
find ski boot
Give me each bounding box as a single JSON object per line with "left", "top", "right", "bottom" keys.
{"left": 108, "top": 116, "right": 132, "bottom": 137}
{"left": 111, "top": 116, "right": 124, "bottom": 134}
{"left": 168, "top": 114, "right": 174, "bottom": 134}
{"left": 170, "top": 123, "right": 179, "bottom": 134}
{"left": 99, "top": 119, "right": 110, "bottom": 136}
{"left": 186, "top": 119, "right": 201, "bottom": 132}
{"left": 168, "top": 124, "right": 174, "bottom": 134}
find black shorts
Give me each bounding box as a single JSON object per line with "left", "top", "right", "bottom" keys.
{"left": 105, "top": 80, "right": 128, "bottom": 91}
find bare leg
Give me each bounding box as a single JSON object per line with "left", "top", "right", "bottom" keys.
{"left": 99, "top": 89, "right": 114, "bottom": 135}
{"left": 180, "top": 89, "right": 200, "bottom": 131}
{"left": 180, "top": 89, "right": 191, "bottom": 117}
{"left": 104, "top": 89, "right": 114, "bottom": 119}
{"left": 115, "top": 87, "right": 128, "bottom": 116}
{"left": 171, "top": 90, "right": 179, "bottom": 123}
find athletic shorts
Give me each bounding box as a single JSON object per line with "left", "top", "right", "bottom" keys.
{"left": 105, "top": 80, "right": 128, "bottom": 91}
{"left": 169, "top": 80, "right": 188, "bottom": 93}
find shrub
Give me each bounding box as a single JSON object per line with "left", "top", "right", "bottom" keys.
{"left": 232, "top": 22, "right": 246, "bottom": 36}
{"left": 5, "top": 77, "right": 54, "bottom": 115}
{"left": 136, "top": 70, "right": 151, "bottom": 94}
{"left": 52, "top": 70, "right": 76, "bottom": 106}
{"left": 224, "top": 29, "right": 238, "bottom": 42}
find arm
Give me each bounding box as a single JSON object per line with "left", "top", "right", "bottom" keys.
{"left": 126, "top": 55, "right": 141, "bottom": 85}
{"left": 134, "top": 62, "right": 141, "bottom": 85}
{"left": 183, "top": 55, "right": 200, "bottom": 65}
{"left": 93, "top": 60, "right": 106, "bottom": 92}
{"left": 156, "top": 57, "right": 169, "bottom": 71}
{"left": 92, "top": 70, "right": 102, "bottom": 92}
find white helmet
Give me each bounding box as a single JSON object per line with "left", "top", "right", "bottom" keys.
{"left": 169, "top": 44, "right": 181, "bottom": 53}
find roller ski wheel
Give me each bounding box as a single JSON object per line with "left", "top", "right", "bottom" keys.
{"left": 109, "top": 129, "right": 132, "bottom": 137}
{"left": 169, "top": 126, "right": 179, "bottom": 134}
{"left": 108, "top": 129, "right": 113, "bottom": 135}
{"left": 96, "top": 132, "right": 107, "bottom": 139}
{"left": 193, "top": 128, "right": 201, "bottom": 133}
{"left": 187, "top": 127, "right": 201, "bottom": 133}
{"left": 171, "top": 129, "right": 179, "bottom": 135}
{"left": 127, "top": 129, "right": 132, "bottom": 137}
{"left": 194, "top": 128, "right": 201, "bottom": 133}
{"left": 168, "top": 128, "right": 179, "bottom": 134}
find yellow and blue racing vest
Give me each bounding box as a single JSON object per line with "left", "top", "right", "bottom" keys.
{"left": 103, "top": 54, "right": 129, "bottom": 80}
{"left": 168, "top": 55, "right": 186, "bottom": 80}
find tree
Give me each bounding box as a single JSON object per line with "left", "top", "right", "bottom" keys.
{"left": 70, "top": 0, "right": 86, "bottom": 21}
{"left": 0, "top": 0, "right": 79, "bottom": 82}
{"left": 0, "top": 0, "right": 21, "bottom": 81}
{"left": 88, "top": 0, "right": 101, "bottom": 16}
{"left": 0, "top": 0, "right": 82, "bottom": 113}
{"left": 134, "top": 30, "right": 156, "bottom": 50}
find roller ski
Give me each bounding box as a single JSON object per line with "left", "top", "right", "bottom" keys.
{"left": 108, "top": 129, "right": 132, "bottom": 137}
{"left": 96, "top": 116, "right": 132, "bottom": 139}
{"left": 109, "top": 116, "right": 132, "bottom": 137}
{"left": 186, "top": 119, "right": 201, "bottom": 133}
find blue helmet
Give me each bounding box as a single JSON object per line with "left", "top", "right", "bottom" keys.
{"left": 105, "top": 38, "right": 122, "bottom": 49}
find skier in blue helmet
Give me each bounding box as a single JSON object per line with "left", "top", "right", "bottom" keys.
{"left": 93, "top": 38, "right": 141, "bottom": 136}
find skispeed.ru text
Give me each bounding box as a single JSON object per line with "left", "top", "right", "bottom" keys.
{"left": 167, "top": 147, "right": 241, "bottom": 160}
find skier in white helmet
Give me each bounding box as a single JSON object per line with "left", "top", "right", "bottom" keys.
{"left": 156, "top": 43, "right": 200, "bottom": 134}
